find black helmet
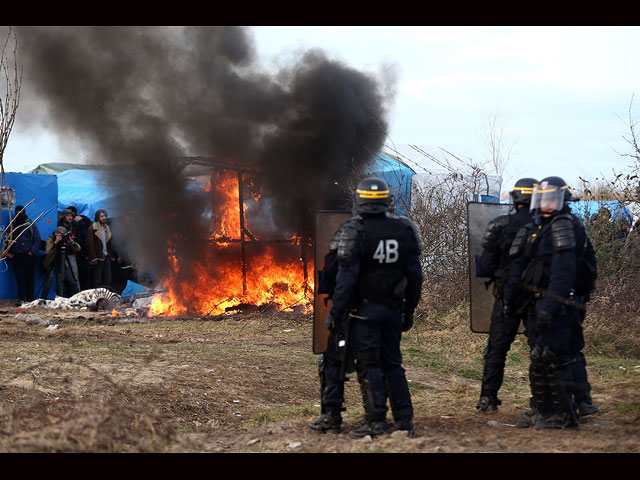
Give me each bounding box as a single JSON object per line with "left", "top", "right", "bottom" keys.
{"left": 530, "top": 176, "right": 572, "bottom": 215}
{"left": 509, "top": 177, "right": 538, "bottom": 205}
{"left": 354, "top": 177, "right": 391, "bottom": 214}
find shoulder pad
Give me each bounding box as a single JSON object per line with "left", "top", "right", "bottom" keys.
{"left": 396, "top": 215, "right": 423, "bottom": 255}
{"left": 482, "top": 214, "right": 510, "bottom": 250}
{"left": 551, "top": 217, "right": 576, "bottom": 251}
{"left": 508, "top": 223, "right": 532, "bottom": 258}
{"left": 328, "top": 223, "right": 345, "bottom": 251}
{"left": 337, "top": 218, "right": 363, "bottom": 265}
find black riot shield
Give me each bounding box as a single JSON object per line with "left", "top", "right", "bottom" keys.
{"left": 467, "top": 201, "right": 524, "bottom": 333}
{"left": 313, "top": 210, "right": 351, "bottom": 354}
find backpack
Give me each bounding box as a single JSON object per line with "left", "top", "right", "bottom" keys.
{"left": 575, "top": 235, "right": 597, "bottom": 296}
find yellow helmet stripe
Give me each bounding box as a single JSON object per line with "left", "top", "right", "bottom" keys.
{"left": 513, "top": 187, "right": 534, "bottom": 193}
{"left": 536, "top": 185, "right": 568, "bottom": 193}
{"left": 357, "top": 189, "right": 389, "bottom": 199}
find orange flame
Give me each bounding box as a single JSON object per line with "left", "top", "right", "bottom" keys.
{"left": 149, "top": 169, "right": 314, "bottom": 317}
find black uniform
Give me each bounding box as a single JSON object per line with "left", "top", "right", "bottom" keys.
{"left": 308, "top": 224, "right": 348, "bottom": 434}
{"left": 506, "top": 197, "right": 594, "bottom": 429}
{"left": 476, "top": 204, "right": 534, "bottom": 410}
{"left": 329, "top": 209, "right": 423, "bottom": 438}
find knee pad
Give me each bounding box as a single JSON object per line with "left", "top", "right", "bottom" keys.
{"left": 530, "top": 345, "right": 544, "bottom": 368}
{"left": 355, "top": 350, "right": 380, "bottom": 370}
{"left": 541, "top": 346, "right": 557, "bottom": 368}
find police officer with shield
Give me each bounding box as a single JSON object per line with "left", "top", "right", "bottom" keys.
{"left": 506, "top": 176, "right": 594, "bottom": 430}
{"left": 308, "top": 222, "right": 350, "bottom": 434}
{"left": 475, "top": 178, "right": 538, "bottom": 412}
{"left": 325, "top": 177, "right": 423, "bottom": 439}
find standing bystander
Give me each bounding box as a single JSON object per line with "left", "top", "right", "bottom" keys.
{"left": 6, "top": 205, "right": 42, "bottom": 303}
{"left": 85, "top": 209, "right": 117, "bottom": 290}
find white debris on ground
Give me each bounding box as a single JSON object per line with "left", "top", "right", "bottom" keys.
{"left": 132, "top": 296, "right": 154, "bottom": 309}
{"left": 20, "top": 288, "right": 122, "bottom": 311}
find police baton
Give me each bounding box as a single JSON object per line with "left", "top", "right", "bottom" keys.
{"left": 339, "top": 313, "right": 367, "bottom": 381}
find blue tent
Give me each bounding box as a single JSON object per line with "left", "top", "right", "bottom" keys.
{"left": 57, "top": 169, "right": 129, "bottom": 221}
{"left": 1, "top": 173, "right": 59, "bottom": 300}
{"left": 57, "top": 168, "right": 207, "bottom": 222}
{"left": 364, "top": 153, "right": 416, "bottom": 216}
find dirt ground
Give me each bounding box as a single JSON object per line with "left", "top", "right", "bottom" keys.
{"left": 0, "top": 300, "right": 639, "bottom": 453}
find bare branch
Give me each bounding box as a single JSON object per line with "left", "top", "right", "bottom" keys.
{"left": 0, "top": 26, "right": 22, "bottom": 174}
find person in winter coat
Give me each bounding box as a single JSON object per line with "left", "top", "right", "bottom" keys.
{"left": 6, "top": 205, "right": 42, "bottom": 303}
{"left": 85, "top": 209, "right": 118, "bottom": 289}
{"left": 41, "top": 226, "right": 82, "bottom": 298}
{"left": 66, "top": 205, "right": 93, "bottom": 290}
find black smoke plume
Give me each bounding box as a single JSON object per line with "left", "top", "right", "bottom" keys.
{"left": 14, "top": 26, "right": 394, "bottom": 283}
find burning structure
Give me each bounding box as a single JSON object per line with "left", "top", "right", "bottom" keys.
{"left": 148, "top": 158, "right": 317, "bottom": 317}
{"left": 12, "top": 26, "right": 396, "bottom": 317}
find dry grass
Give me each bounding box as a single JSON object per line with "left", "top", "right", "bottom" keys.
{"left": 0, "top": 303, "right": 639, "bottom": 452}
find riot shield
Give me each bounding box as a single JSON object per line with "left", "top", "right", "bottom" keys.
{"left": 467, "top": 201, "right": 524, "bottom": 333}
{"left": 313, "top": 210, "right": 351, "bottom": 354}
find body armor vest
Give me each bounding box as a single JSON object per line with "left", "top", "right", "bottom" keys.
{"left": 496, "top": 215, "right": 528, "bottom": 290}
{"left": 484, "top": 211, "right": 531, "bottom": 297}
{"left": 521, "top": 213, "right": 592, "bottom": 294}
{"left": 357, "top": 216, "right": 409, "bottom": 308}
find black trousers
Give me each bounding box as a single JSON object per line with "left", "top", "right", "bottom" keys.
{"left": 319, "top": 330, "right": 345, "bottom": 411}
{"left": 11, "top": 252, "right": 37, "bottom": 301}
{"left": 481, "top": 297, "right": 533, "bottom": 398}
{"left": 349, "top": 302, "right": 413, "bottom": 422}
{"left": 90, "top": 257, "right": 112, "bottom": 289}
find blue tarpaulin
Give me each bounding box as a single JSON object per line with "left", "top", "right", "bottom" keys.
{"left": 1, "top": 173, "right": 59, "bottom": 299}
{"left": 569, "top": 200, "right": 634, "bottom": 224}
{"left": 57, "top": 169, "right": 127, "bottom": 221}
{"left": 120, "top": 279, "right": 151, "bottom": 301}
{"left": 365, "top": 153, "right": 416, "bottom": 216}
{"left": 57, "top": 169, "right": 206, "bottom": 222}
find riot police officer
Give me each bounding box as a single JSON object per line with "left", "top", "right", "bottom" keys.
{"left": 475, "top": 178, "right": 538, "bottom": 412}
{"left": 308, "top": 223, "right": 349, "bottom": 434}
{"left": 326, "top": 177, "right": 423, "bottom": 439}
{"left": 506, "top": 176, "right": 593, "bottom": 430}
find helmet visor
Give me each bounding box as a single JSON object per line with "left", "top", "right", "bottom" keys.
{"left": 530, "top": 182, "right": 566, "bottom": 213}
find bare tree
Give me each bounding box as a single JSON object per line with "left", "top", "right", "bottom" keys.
{"left": 0, "top": 27, "right": 21, "bottom": 179}
{"left": 0, "top": 27, "right": 39, "bottom": 262}
{"left": 480, "top": 110, "right": 520, "bottom": 193}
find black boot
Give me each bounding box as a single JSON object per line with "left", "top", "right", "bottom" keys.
{"left": 534, "top": 411, "right": 580, "bottom": 431}
{"left": 516, "top": 397, "right": 538, "bottom": 428}
{"left": 348, "top": 419, "right": 392, "bottom": 439}
{"left": 476, "top": 395, "right": 501, "bottom": 412}
{"left": 394, "top": 417, "right": 415, "bottom": 438}
{"left": 309, "top": 409, "right": 342, "bottom": 434}
{"left": 515, "top": 408, "right": 539, "bottom": 428}
{"left": 576, "top": 393, "right": 599, "bottom": 417}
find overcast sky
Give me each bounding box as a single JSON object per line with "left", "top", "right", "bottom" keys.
{"left": 4, "top": 26, "right": 640, "bottom": 190}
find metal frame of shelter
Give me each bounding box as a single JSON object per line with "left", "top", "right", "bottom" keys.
{"left": 185, "top": 157, "right": 312, "bottom": 298}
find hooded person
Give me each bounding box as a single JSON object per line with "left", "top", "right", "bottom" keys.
{"left": 6, "top": 205, "right": 42, "bottom": 303}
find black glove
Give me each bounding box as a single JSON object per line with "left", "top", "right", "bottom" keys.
{"left": 402, "top": 310, "right": 414, "bottom": 332}
{"left": 536, "top": 309, "right": 553, "bottom": 332}
{"left": 326, "top": 313, "right": 338, "bottom": 333}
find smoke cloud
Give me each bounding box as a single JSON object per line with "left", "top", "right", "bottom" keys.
{"left": 14, "top": 26, "right": 395, "bottom": 282}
